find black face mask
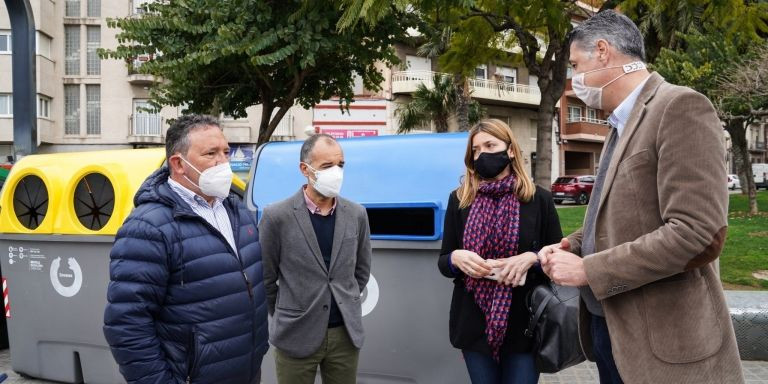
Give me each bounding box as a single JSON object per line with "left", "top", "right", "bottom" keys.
{"left": 474, "top": 150, "right": 511, "bottom": 179}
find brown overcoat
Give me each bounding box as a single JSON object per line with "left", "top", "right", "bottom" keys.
{"left": 568, "top": 72, "right": 744, "bottom": 383}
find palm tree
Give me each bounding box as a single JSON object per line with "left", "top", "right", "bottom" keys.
{"left": 396, "top": 73, "right": 483, "bottom": 133}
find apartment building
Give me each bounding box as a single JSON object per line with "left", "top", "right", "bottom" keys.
{"left": 556, "top": 76, "right": 610, "bottom": 176}
{"left": 0, "top": 0, "right": 307, "bottom": 178}
{"left": 1, "top": 1, "right": 557, "bottom": 180}
{"left": 385, "top": 44, "right": 554, "bottom": 178}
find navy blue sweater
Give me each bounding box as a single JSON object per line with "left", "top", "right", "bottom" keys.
{"left": 308, "top": 211, "right": 344, "bottom": 327}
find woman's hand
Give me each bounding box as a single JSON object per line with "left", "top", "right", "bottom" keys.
{"left": 450, "top": 250, "right": 493, "bottom": 278}
{"left": 487, "top": 252, "right": 538, "bottom": 286}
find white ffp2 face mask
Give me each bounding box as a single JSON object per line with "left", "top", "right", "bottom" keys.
{"left": 571, "top": 61, "right": 646, "bottom": 109}
{"left": 180, "top": 157, "right": 233, "bottom": 199}
{"left": 304, "top": 164, "right": 344, "bottom": 198}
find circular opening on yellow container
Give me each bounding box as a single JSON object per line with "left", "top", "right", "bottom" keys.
{"left": 13, "top": 174, "right": 49, "bottom": 230}
{"left": 74, "top": 173, "right": 115, "bottom": 230}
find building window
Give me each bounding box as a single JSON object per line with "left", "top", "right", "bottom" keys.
{"left": 133, "top": 100, "right": 163, "bottom": 136}
{"left": 87, "top": 0, "right": 100, "bottom": 17}
{"left": 65, "top": 0, "right": 80, "bottom": 17}
{"left": 0, "top": 94, "right": 12, "bottom": 117}
{"left": 36, "top": 32, "right": 52, "bottom": 58}
{"left": 65, "top": 26, "right": 80, "bottom": 75}
{"left": 405, "top": 55, "right": 431, "bottom": 72}
{"left": 86, "top": 26, "right": 101, "bottom": 75}
{"left": 86, "top": 85, "right": 100, "bottom": 135}
{"left": 567, "top": 106, "right": 582, "bottom": 122}
{"left": 496, "top": 66, "right": 516, "bottom": 84}
{"left": 475, "top": 65, "right": 488, "bottom": 80}
{"left": 65, "top": 85, "right": 80, "bottom": 135}
{"left": 0, "top": 31, "right": 10, "bottom": 54}
{"left": 38, "top": 95, "right": 51, "bottom": 119}
{"left": 587, "top": 108, "right": 597, "bottom": 121}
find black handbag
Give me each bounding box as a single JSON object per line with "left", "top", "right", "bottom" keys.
{"left": 524, "top": 280, "right": 586, "bottom": 373}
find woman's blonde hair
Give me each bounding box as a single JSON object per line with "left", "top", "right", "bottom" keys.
{"left": 457, "top": 119, "right": 536, "bottom": 208}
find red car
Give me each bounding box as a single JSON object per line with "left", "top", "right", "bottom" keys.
{"left": 551, "top": 175, "right": 595, "bottom": 205}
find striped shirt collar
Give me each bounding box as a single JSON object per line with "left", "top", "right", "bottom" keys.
{"left": 167, "top": 177, "right": 237, "bottom": 254}
{"left": 303, "top": 185, "right": 336, "bottom": 216}
{"left": 167, "top": 177, "right": 224, "bottom": 209}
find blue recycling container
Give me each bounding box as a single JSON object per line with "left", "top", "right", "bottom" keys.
{"left": 247, "top": 132, "right": 474, "bottom": 383}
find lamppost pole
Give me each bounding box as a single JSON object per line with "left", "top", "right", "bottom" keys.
{"left": 4, "top": 0, "right": 37, "bottom": 161}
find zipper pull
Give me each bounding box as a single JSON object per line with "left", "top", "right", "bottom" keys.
{"left": 243, "top": 272, "right": 253, "bottom": 298}
{"left": 186, "top": 376, "right": 191, "bottom": 384}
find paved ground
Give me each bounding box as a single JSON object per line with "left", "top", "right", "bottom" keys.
{"left": 0, "top": 349, "right": 767, "bottom": 383}
{"left": 539, "top": 360, "right": 768, "bottom": 383}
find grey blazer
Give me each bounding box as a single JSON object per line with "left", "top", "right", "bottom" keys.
{"left": 259, "top": 188, "right": 372, "bottom": 358}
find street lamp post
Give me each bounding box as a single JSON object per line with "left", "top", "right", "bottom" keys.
{"left": 4, "top": 0, "right": 37, "bottom": 160}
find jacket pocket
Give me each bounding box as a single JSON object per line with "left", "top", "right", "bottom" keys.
{"left": 642, "top": 275, "right": 722, "bottom": 363}
{"left": 186, "top": 328, "right": 202, "bottom": 383}
{"left": 276, "top": 305, "right": 305, "bottom": 317}
{"left": 618, "top": 149, "right": 650, "bottom": 171}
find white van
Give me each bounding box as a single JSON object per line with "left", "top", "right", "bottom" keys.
{"left": 753, "top": 163, "right": 768, "bottom": 190}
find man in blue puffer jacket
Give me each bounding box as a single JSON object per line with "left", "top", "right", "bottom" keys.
{"left": 104, "top": 115, "right": 268, "bottom": 384}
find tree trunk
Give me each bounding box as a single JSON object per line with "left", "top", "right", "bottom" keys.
{"left": 256, "top": 102, "right": 276, "bottom": 147}
{"left": 726, "top": 118, "right": 758, "bottom": 214}
{"left": 535, "top": 96, "right": 555, "bottom": 189}
{"left": 208, "top": 97, "right": 221, "bottom": 117}
{"left": 454, "top": 74, "right": 470, "bottom": 131}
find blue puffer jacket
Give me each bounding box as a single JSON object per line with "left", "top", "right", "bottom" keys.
{"left": 103, "top": 167, "right": 268, "bottom": 384}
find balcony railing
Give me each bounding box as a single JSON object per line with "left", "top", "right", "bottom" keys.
{"left": 392, "top": 70, "right": 541, "bottom": 106}
{"left": 130, "top": 113, "right": 163, "bottom": 137}
{"left": 566, "top": 117, "right": 608, "bottom": 125}
{"left": 130, "top": 0, "right": 154, "bottom": 15}
{"left": 562, "top": 116, "right": 610, "bottom": 142}
{"left": 127, "top": 56, "right": 159, "bottom": 84}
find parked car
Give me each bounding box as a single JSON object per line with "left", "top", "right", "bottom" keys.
{"left": 727, "top": 174, "right": 741, "bottom": 190}
{"left": 551, "top": 175, "right": 595, "bottom": 205}
{"left": 754, "top": 163, "right": 768, "bottom": 190}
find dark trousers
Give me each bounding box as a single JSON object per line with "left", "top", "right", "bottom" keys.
{"left": 591, "top": 314, "right": 624, "bottom": 384}
{"left": 461, "top": 350, "right": 539, "bottom": 384}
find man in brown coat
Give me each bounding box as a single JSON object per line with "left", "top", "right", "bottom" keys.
{"left": 540, "top": 10, "right": 743, "bottom": 384}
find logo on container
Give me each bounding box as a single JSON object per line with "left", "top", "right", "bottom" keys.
{"left": 50, "top": 257, "right": 83, "bottom": 297}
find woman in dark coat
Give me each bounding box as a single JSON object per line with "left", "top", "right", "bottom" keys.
{"left": 438, "top": 119, "right": 563, "bottom": 384}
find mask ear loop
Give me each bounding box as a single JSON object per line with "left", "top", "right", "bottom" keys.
{"left": 179, "top": 155, "right": 203, "bottom": 175}
{"left": 578, "top": 61, "right": 646, "bottom": 85}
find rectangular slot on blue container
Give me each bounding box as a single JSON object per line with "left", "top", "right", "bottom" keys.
{"left": 363, "top": 202, "right": 440, "bottom": 240}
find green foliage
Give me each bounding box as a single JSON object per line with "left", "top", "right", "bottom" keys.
{"left": 652, "top": 32, "right": 741, "bottom": 100}
{"left": 722, "top": 191, "right": 768, "bottom": 289}
{"left": 627, "top": 0, "right": 768, "bottom": 123}
{"left": 715, "top": 44, "right": 768, "bottom": 119}
{"left": 337, "top": 0, "right": 411, "bottom": 31}
{"left": 556, "top": 192, "right": 768, "bottom": 289}
{"left": 555, "top": 205, "right": 586, "bottom": 237}
{"left": 452, "top": 0, "right": 587, "bottom": 187}
{"left": 101, "top": 0, "right": 415, "bottom": 144}
{"left": 439, "top": 13, "right": 502, "bottom": 77}
{"left": 616, "top": 0, "right": 768, "bottom": 63}
{"left": 396, "top": 73, "right": 483, "bottom": 133}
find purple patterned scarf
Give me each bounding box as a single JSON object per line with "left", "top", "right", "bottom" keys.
{"left": 462, "top": 174, "right": 521, "bottom": 361}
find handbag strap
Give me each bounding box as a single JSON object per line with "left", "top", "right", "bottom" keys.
{"left": 524, "top": 289, "right": 554, "bottom": 338}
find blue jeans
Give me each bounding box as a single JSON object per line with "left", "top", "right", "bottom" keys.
{"left": 462, "top": 350, "right": 539, "bottom": 384}
{"left": 591, "top": 314, "right": 624, "bottom": 384}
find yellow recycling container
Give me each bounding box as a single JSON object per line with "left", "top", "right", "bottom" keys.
{"left": 0, "top": 148, "right": 166, "bottom": 235}
{"left": 0, "top": 147, "right": 249, "bottom": 383}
